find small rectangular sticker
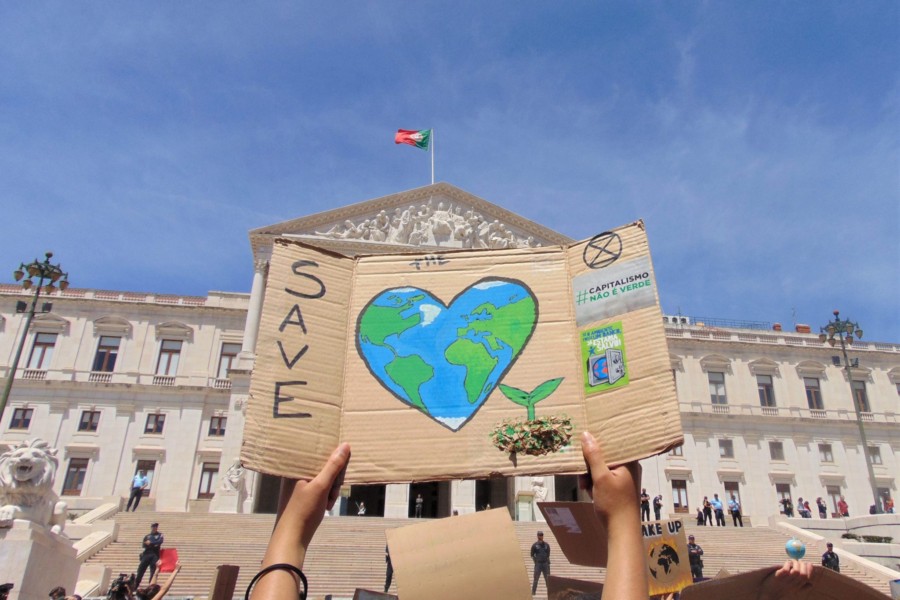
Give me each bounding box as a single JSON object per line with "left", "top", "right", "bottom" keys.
{"left": 581, "top": 322, "right": 629, "bottom": 395}
{"left": 573, "top": 256, "right": 656, "bottom": 325}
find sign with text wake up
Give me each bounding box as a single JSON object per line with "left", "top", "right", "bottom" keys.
{"left": 241, "top": 221, "right": 681, "bottom": 483}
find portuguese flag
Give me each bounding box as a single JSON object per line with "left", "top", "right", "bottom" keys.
{"left": 395, "top": 129, "right": 431, "bottom": 150}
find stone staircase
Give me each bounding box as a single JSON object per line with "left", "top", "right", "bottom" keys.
{"left": 85, "top": 511, "right": 892, "bottom": 598}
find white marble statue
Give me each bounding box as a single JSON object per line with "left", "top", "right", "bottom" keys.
{"left": 220, "top": 459, "right": 245, "bottom": 493}
{"left": 531, "top": 477, "right": 548, "bottom": 503}
{"left": 0, "top": 439, "right": 67, "bottom": 534}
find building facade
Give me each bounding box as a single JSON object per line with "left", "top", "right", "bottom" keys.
{"left": 1, "top": 183, "right": 897, "bottom": 520}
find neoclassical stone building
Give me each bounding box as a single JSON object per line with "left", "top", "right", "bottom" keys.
{"left": 1, "top": 183, "right": 897, "bottom": 520}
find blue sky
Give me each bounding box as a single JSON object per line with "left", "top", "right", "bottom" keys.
{"left": 1, "top": 2, "right": 898, "bottom": 341}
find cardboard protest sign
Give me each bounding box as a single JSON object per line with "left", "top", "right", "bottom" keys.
{"left": 385, "top": 508, "right": 531, "bottom": 600}
{"left": 679, "top": 564, "right": 887, "bottom": 600}
{"left": 547, "top": 575, "right": 604, "bottom": 600}
{"left": 641, "top": 519, "right": 693, "bottom": 596}
{"left": 242, "top": 221, "right": 682, "bottom": 482}
{"left": 539, "top": 503, "right": 692, "bottom": 596}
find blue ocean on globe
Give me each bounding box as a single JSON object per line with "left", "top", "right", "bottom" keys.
{"left": 785, "top": 538, "right": 806, "bottom": 559}
{"left": 356, "top": 279, "right": 537, "bottom": 431}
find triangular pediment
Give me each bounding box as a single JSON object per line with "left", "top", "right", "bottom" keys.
{"left": 249, "top": 182, "right": 573, "bottom": 258}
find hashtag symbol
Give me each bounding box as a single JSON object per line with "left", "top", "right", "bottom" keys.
{"left": 576, "top": 290, "right": 588, "bottom": 305}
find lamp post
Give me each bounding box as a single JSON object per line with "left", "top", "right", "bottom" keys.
{"left": 0, "top": 252, "right": 69, "bottom": 423}
{"left": 818, "top": 310, "right": 881, "bottom": 514}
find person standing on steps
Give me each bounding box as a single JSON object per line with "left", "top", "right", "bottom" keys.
{"left": 821, "top": 542, "right": 840, "bottom": 572}
{"left": 837, "top": 496, "right": 849, "bottom": 517}
{"left": 640, "top": 488, "right": 651, "bottom": 521}
{"left": 126, "top": 470, "right": 149, "bottom": 512}
{"left": 415, "top": 493, "right": 424, "bottom": 518}
{"left": 530, "top": 530, "right": 551, "bottom": 595}
{"left": 653, "top": 494, "right": 663, "bottom": 521}
{"left": 711, "top": 493, "right": 726, "bottom": 526}
{"left": 702, "top": 496, "right": 713, "bottom": 525}
{"left": 135, "top": 522, "right": 164, "bottom": 587}
{"left": 728, "top": 493, "right": 743, "bottom": 527}
{"left": 687, "top": 534, "right": 704, "bottom": 581}
{"left": 816, "top": 497, "right": 828, "bottom": 519}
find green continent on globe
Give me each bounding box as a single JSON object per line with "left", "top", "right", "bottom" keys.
{"left": 358, "top": 295, "right": 424, "bottom": 346}
{"left": 458, "top": 296, "right": 536, "bottom": 354}
{"left": 384, "top": 354, "right": 433, "bottom": 410}
{"left": 445, "top": 338, "right": 498, "bottom": 404}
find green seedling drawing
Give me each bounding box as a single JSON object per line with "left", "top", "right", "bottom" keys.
{"left": 498, "top": 377, "right": 564, "bottom": 421}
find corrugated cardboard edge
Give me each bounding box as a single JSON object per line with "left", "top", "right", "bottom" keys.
{"left": 385, "top": 508, "right": 532, "bottom": 600}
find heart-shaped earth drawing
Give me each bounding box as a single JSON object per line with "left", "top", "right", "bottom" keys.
{"left": 356, "top": 278, "right": 538, "bottom": 431}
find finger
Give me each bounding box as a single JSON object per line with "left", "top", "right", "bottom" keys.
{"left": 327, "top": 447, "right": 350, "bottom": 509}
{"left": 580, "top": 431, "right": 610, "bottom": 479}
{"left": 313, "top": 443, "right": 351, "bottom": 490}
{"left": 774, "top": 559, "right": 792, "bottom": 576}
{"left": 578, "top": 472, "right": 593, "bottom": 496}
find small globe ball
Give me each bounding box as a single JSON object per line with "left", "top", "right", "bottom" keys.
{"left": 785, "top": 538, "right": 806, "bottom": 559}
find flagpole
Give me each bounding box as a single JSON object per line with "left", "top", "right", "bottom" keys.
{"left": 431, "top": 129, "right": 435, "bottom": 185}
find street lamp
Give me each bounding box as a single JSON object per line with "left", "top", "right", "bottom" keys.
{"left": 0, "top": 252, "right": 69, "bottom": 423}
{"left": 819, "top": 310, "right": 881, "bottom": 514}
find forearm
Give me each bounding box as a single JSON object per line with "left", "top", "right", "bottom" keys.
{"left": 151, "top": 567, "right": 181, "bottom": 600}
{"left": 601, "top": 508, "right": 648, "bottom": 600}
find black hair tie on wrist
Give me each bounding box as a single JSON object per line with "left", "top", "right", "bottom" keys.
{"left": 244, "top": 563, "right": 308, "bottom": 600}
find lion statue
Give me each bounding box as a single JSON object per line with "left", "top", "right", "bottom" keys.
{"left": 0, "top": 438, "right": 67, "bottom": 534}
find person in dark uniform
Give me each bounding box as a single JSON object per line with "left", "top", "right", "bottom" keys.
{"left": 702, "top": 496, "right": 713, "bottom": 525}
{"left": 135, "top": 522, "right": 163, "bottom": 587}
{"left": 821, "top": 542, "right": 840, "bottom": 572}
{"left": 640, "top": 488, "right": 651, "bottom": 521}
{"left": 415, "top": 493, "right": 424, "bottom": 518}
{"left": 530, "top": 530, "right": 551, "bottom": 595}
{"left": 687, "top": 534, "right": 704, "bottom": 581}
{"left": 653, "top": 495, "right": 663, "bottom": 521}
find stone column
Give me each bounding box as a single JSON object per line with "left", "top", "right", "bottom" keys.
{"left": 384, "top": 484, "right": 411, "bottom": 518}
{"left": 450, "top": 479, "right": 477, "bottom": 515}
{"left": 239, "top": 257, "right": 269, "bottom": 362}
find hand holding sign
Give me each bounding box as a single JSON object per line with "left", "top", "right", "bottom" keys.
{"left": 579, "top": 431, "right": 648, "bottom": 600}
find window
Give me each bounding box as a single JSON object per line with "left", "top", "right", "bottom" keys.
{"left": 818, "top": 443, "right": 834, "bottom": 463}
{"left": 10, "top": 408, "right": 34, "bottom": 430}
{"left": 708, "top": 371, "right": 727, "bottom": 405}
{"left": 769, "top": 441, "right": 785, "bottom": 461}
{"left": 804, "top": 377, "right": 823, "bottom": 410}
{"left": 668, "top": 445, "right": 683, "bottom": 457}
{"left": 852, "top": 380, "right": 870, "bottom": 412}
{"left": 145, "top": 413, "right": 165, "bottom": 434}
{"left": 718, "top": 439, "right": 734, "bottom": 459}
{"left": 757, "top": 375, "right": 776, "bottom": 407}
{"left": 27, "top": 332, "right": 57, "bottom": 369}
{"left": 671, "top": 480, "right": 688, "bottom": 513}
{"left": 198, "top": 462, "right": 220, "bottom": 499}
{"left": 92, "top": 336, "right": 121, "bottom": 372}
{"left": 156, "top": 340, "right": 182, "bottom": 376}
{"left": 208, "top": 415, "right": 227, "bottom": 437}
{"left": 776, "top": 483, "right": 792, "bottom": 513}
{"left": 826, "top": 485, "right": 842, "bottom": 514}
{"left": 135, "top": 460, "right": 156, "bottom": 496}
{"left": 78, "top": 410, "right": 101, "bottom": 432}
{"left": 217, "top": 342, "right": 242, "bottom": 379}
{"left": 868, "top": 446, "right": 882, "bottom": 465}
{"left": 62, "top": 458, "right": 89, "bottom": 496}
{"left": 724, "top": 482, "right": 741, "bottom": 505}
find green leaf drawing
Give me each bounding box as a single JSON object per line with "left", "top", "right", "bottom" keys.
{"left": 529, "top": 377, "right": 564, "bottom": 403}
{"left": 500, "top": 377, "right": 565, "bottom": 421}
{"left": 499, "top": 383, "right": 531, "bottom": 406}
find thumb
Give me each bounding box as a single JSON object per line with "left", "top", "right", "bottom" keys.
{"left": 314, "top": 443, "right": 351, "bottom": 488}
{"left": 581, "top": 432, "right": 609, "bottom": 477}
